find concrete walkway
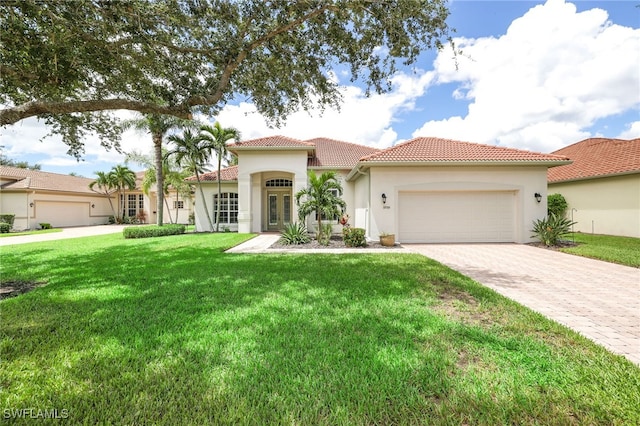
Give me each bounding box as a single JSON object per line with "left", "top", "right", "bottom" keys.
{"left": 406, "top": 244, "right": 640, "bottom": 365}
{"left": 0, "top": 225, "right": 128, "bottom": 246}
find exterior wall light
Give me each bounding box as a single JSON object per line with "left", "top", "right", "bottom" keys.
{"left": 381, "top": 193, "right": 387, "bottom": 204}
{"left": 91, "top": 203, "right": 95, "bottom": 208}
{"left": 29, "top": 202, "right": 34, "bottom": 207}
{"left": 534, "top": 192, "right": 542, "bottom": 203}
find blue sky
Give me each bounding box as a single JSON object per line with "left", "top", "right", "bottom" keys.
{"left": 1, "top": 0, "right": 638, "bottom": 178}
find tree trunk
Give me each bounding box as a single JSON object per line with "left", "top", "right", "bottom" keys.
{"left": 164, "top": 197, "right": 174, "bottom": 224}
{"left": 196, "top": 169, "right": 215, "bottom": 231}
{"left": 153, "top": 133, "right": 164, "bottom": 226}
{"left": 174, "top": 190, "right": 180, "bottom": 224}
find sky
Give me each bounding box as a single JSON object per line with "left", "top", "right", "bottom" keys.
{"left": 1, "top": 0, "right": 639, "bottom": 178}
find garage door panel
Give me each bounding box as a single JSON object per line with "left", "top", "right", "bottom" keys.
{"left": 399, "top": 191, "right": 515, "bottom": 243}
{"left": 36, "top": 201, "right": 90, "bottom": 228}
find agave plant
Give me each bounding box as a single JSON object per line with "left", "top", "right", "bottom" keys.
{"left": 279, "top": 222, "right": 311, "bottom": 245}
{"left": 531, "top": 213, "right": 576, "bottom": 246}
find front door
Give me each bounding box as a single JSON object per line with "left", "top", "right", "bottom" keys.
{"left": 267, "top": 191, "right": 292, "bottom": 231}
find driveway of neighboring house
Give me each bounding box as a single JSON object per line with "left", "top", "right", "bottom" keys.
{"left": 0, "top": 225, "right": 128, "bottom": 246}
{"left": 406, "top": 243, "right": 640, "bottom": 365}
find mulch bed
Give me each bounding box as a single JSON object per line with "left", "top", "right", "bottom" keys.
{"left": 269, "top": 235, "right": 402, "bottom": 250}
{"left": 0, "top": 280, "right": 47, "bottom": 300}
{"left": 527, "top": 240, "right": 579, "bottom": 251}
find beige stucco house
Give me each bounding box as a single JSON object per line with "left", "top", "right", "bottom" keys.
{"left": 189, "top": 136, "right": 570, "bottom": 243}
{"left": 0, "top": 166, "right": 193, "bottom": 230}
{"left": 548, "top": 138, "right": 640, "bottom": 238}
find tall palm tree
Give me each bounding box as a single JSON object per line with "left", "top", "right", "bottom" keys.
{"left": 166, "top": 129, "right": 215, "bottom": 231}
{"left": 164, "top": 168, "right": 193, "bottom": 224}
{"left": 121, "top": 114, "right": 194, "bottom": 226}
{"left": 296, "top": 170, "right": 346, "bottom": 242}
{"left": 89, "top": 171, "right": 117, "bottom": 218}
{"left": 199, "top": 122, "right": 241, "bottom": 232}
{"left": 109, "top": 164, "right": 137, "bottom": 221}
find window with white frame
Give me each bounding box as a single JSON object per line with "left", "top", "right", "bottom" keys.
{"left": 213, "top": 193, "right": 238, "bottom": 223}
{"left": 174, "top": 200, "right": 184, "bottom": 209}
{"left": 121, "top": 194, "right": 144, "bottom": 217}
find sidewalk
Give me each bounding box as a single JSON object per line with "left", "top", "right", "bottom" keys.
{"left": 0, "top": 225, "right": 128, "bottom": 246}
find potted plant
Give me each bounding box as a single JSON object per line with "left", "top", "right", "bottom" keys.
{"left": 379, "top": 232, "right": 395, "bottom": 247}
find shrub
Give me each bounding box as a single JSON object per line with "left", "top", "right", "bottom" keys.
{"left": 188, "top": 212, "right": 195, "bottom": 225}
{"left": 343, "top": 227, "right": 367, "bottom": 247}
{"left": 108, "top": 215, "right": 116, "bottom": 224}
{"left": 39, "top": 223, "right": 52, "bottom": 229}
{"left": 279, "top": 222, "right": 311, "bottom": 245}
{"left": 0, "top": 222, "right": 10, "bottom": 233}
{"left": 0, "top": 214, "right": 15, "bottom": 227}
{"left": 548, "top": 193, "right": 568, "bottom": 217}
{"left": 123, "top": 224, "right": 186, "bottom": 239}
{"left": 531, "top": 213, "right": 576, "bottom": 247}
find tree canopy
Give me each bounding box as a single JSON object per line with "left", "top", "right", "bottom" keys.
{"left": 1, "top": 0, "right": 453, "bottom": 157}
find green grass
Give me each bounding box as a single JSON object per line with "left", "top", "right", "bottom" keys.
{"left": 1, "top": 234, "right": 638, "bottom": 424}
{"left": 561, "top": 233, "right": 640, "bottom": 267}
{"left": 0, "top": 228, "right": 62, "bottom": 238}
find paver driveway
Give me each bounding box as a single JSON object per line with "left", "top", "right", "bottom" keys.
{"left": 406, "top": 244, "right": 640, "bottom": 365}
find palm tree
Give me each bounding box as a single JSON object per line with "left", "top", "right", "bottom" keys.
{"left": 295, "top": 170, "right": 346, "bottom": 242}
{"left": 199, "top": 122, "right": 241, "bottom": 232}
{"left": 89, "top": 171, "right": 117, "bottom": 218}
{"left": 164, "top": 168, "right": 193, "bottom": 224}
{"left": 109, "top": 165, "right": 137, "bottom": 221}
{"left": 166, "top": 129, "right": 215, "bottom": 231}
{"left": 121, "top": 114, "right": 194, "bottom": 226}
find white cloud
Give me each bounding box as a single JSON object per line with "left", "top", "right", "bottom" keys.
{"left": 414, "top": 0, "right": 640, "bottom": 153}
{"left": 617, "top": 121, "right": 640, "bottom": 139}
{"left": 217, "top": 70, "right": 435, "bottom": 150}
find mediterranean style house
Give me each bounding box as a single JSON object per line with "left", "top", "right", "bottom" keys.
{"left": 0, "top": 166, "right": 193, "bottom": 230}
{"left": 189, "top": 136, "right": 570, "bottom": 243}
{"left": 548, "top": 138, "right": 640, "bottom": 238}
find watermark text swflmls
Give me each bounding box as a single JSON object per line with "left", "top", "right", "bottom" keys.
{"left": 3, "top": 408, "right": 69, "bottom": 419}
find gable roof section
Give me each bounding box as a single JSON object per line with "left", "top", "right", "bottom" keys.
{"left": 187, "top": 165, "right": 238, "bottom": 182}
{"left": 548, "top": 138, "right": 640, "bottom": 183}
{"left": 360, "top": 137, "right": 571, "bottom": 164}
{"left": 229, "top": 135, "right": 315, "bottom": 151}
{"left": 0, "top": 165, "right": 99, "bottom": 194}
{"left": 306, "top": 137, "right": 380, "bottom": 168}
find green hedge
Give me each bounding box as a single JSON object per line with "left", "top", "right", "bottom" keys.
{"left": 123, "top": 224, "right": 186, "bottom": 239}
{"left": 0, "top": 214, "right": 15, "bottom": 227}
{"left": 0, "top": 222, "right": 10, "bottom": 233}
{"left": 343, "top": 227, "right": 367, "bottom": 247}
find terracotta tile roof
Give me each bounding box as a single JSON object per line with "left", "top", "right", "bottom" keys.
{"left": 229, "top": 135, "right": 315, "bottom": 149}
{"left": 0, "top": 166, "right": 100, "bottom": 194}
{"left": 306, "top": 137, "right": 380, "bottom": 168}
{"left": 548, "top": 138, "right": 640, "bottom": 183}
{"left": 186, "top": 165, "right": 238, "bottom": 182}
{"left": 360, "top": 137, "right": 571, "bottom": 164}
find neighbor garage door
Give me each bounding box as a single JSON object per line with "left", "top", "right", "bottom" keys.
{"left": 36, "top": 201, "right": 90, "bottom": 228}
{"left": 399, "top": 191, "right": 515, "bottom": 243}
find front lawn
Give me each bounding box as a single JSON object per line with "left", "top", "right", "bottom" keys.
{"left": 560, "top": 233, "right": 640, "bottom": 267}
{"left": 1, "top": 234, "right": 638, "bottom": 424}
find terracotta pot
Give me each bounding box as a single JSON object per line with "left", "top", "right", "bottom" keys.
{"left": 379, "top": 234, "right": 395, "bottom": 247}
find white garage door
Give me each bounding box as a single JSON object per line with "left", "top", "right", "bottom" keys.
{"left": 399, "top": 191, "right": 516, "bottom": 243}
{"left": 36, "top": 201, "right": 90, "bottom": 228}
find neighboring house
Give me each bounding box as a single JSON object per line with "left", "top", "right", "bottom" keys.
{"left": 129, "top": 171, "right": 194, "bottom": 225}
{"left": 189, "top": 136, "right": 570, "bottom": 243}
{"left": 0, "top": 166, "right": 113, "bottom": 230}
{"left": 0, "top": 166, "right": 194, "bottom": 230}
{"left": 548, "top": 138, "right": 640, "bottom": 238}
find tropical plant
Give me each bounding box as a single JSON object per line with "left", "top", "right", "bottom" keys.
{"left": 531, "top": 213, "right": 576, "bottom": 247}
{"left": 89, "top": 171, "right": 117, "bottom": 218}
{"left": 296, "top": 170, "right": 346, "bottom": 243}
{"left": 279, "top": 222, "right": 311, "bottom": 245}
{"left": 166, "top": 130, "right": 215, "bottom": 231}
{"left": 199, "top": 122, "right": 241, "bottom": 231}
{"left": 548, "top": 193, "right": 568, "bottom": 217}
{"left": 122, "top": 114, "right": 195, "bottom": 225}
{"left": 108, "top": 165, "right": 137, "bottom": 221}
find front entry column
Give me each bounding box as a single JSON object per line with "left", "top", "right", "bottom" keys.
{"left": 237, "top": 174, "right": 252, "bottom": 233}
